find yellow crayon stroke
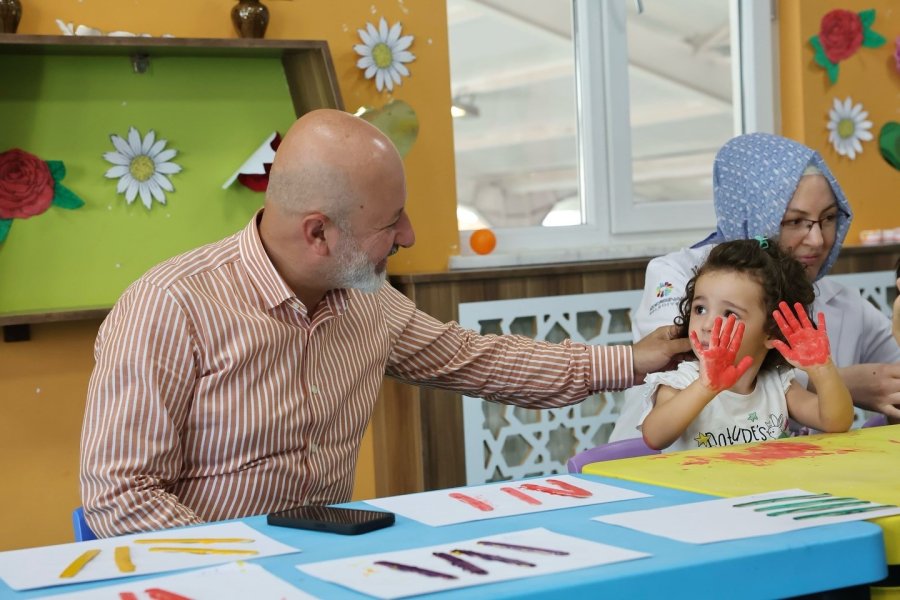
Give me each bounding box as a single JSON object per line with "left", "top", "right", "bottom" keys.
{"left": 134, "top": 538, "right": 255, "bottom": 545}
{"left": 147, "top": 547, "right": 259, "bottom": 556}
{"left": 115, "top": 545, "right": 135, "bottom": 573}
{"left": 59, "top": 549, "right": 101, "bottom": 578}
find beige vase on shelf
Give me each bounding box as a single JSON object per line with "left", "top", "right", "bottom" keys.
{"left": 231, "top": 0, "right": 269, "bottom": 39}
{"left": 0, "top": 0, "right": 22, "bottom": 33}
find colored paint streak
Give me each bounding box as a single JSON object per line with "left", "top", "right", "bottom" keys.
{"left": 519, "top": 483, "right": 588, "bottom": 498}
{"left": 145, "top": 589, "right": 193, "bottom": 600}
{"left": 448, "top": 492, "right": 493, "bottom": 511}
{"left": 545, "top": 479, "right": 592, "bottom": 498}
{"left": 433, "top": 552, "right": 488, "bottom": 575}
{"left": 374, "top": 561, "right": 457, "bottom": 580}
{"left": 118, "top": 593, "right": 138, "bottom": 600}
{"left": 680, "top": 441, "right": 856, "bottom": 467}
{"left": 500, "top": 487, "right": 541, "bottom": 505}
{"left": 477, "top": 540, "right": 569, "bottom": 556}
{"left": 451, "top": 549, "right": 536, "bottom": 567}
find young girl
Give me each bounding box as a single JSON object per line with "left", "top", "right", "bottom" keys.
{"left": 639, "top": 239, "right": 854, "bottom": 452}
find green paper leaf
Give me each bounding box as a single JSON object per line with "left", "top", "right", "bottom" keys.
{"left": 810, "top": 36, "right": 839, "bottom": 83}
{"left": 861, "top": 29, "right": 885, "bottom": 48}
{"left": 46, "top": 160, "right": 66, "bottom": 182}
{"left": 858, "top": 9, "right": 875, "bottom": 28}
{"left": 51, "top": 183, "right": 85, "bottom": 210}
{"left": 0, "top": 219, "right": 11, "bottom": 243}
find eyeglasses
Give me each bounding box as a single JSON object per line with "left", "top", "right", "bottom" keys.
{"left": 780, "top": 214, "right": 839, "bottom": 236}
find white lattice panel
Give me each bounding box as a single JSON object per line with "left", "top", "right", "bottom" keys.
{"left": 457, "top": 270, "right": 897, "bottom": 485}
{"left": 458, "top": 290, "right": 642, "bottom": 485}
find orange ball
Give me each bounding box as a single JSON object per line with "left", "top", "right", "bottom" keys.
{"left": 470, "top": 228, "right": 497, "bottom": 255}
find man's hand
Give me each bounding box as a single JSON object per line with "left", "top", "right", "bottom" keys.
{"left": 632, "top": 324, "right": 692, "bottom": 384}
{"left": 771, "top": 301, "right": 831, "bottom": 369}
{"left": 690, "top": 315, "right": 754, "bottom": 392}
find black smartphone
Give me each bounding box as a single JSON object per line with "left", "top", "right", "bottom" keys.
{"left": 266, "top": 505, "right": 395, "bottom": 535}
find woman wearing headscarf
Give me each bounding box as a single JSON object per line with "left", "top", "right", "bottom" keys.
{"left": 611, "top": 133, "right": 900, "bottom": 441}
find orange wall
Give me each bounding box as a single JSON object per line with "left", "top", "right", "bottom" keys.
{"left": 0, "top": 0, "right": 456, "bottom": 551}
{"left": 779, "top": 0, "right": 900, "bottom": 242}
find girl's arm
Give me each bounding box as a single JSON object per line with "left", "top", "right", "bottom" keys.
{"left": 772, "top": 302, "right": 854, "bottom": 432}
{"left": 642, "top": 380, "right": 717, "bottom": 450}
{"left": 642, "top": 315, "right": 753, "bottom": 450}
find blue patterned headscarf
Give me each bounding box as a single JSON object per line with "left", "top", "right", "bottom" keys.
{"left": 695, "top": 133, "right": 852, "bottom": 280}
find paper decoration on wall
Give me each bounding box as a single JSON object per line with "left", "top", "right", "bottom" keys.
{"left": 359, "top": 100, "right": 419, "bottom": 158}
{"left": 222, "top": 132, "right": 281, "bottom": 191}
{"left": 104, "top": 127, "right": 182, "bottom": 210}
{"left": 0, "top": 148, "right": 85, "bottom": 244}
{"left": 895, "top": 35, "right": 900, "bottom": 74}
{"left": 354, "top": 17, "right": 415, "bottom": 92}
{"left": 826, "top": 97, "right": 873, "bottom": 160}
{"left": 809, "top": 8, "right": 886, "bottom": 84}
{"left": 879, "top": 122, "right": 900, "bottom": 172}
{"left": 55, "top": 18, "right": 173, "bottom": 37}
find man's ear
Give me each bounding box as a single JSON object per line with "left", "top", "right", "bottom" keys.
{"left": 301, "top": 213, "right": 331, "bottom": 256}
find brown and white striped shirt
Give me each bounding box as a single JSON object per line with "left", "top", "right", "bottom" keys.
{"left": 81, "top": 214, "right": 633, "bottom": 537}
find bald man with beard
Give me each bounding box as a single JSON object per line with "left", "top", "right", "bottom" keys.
{"left": 81, "top": 109, "right": 690, "bottom": 537}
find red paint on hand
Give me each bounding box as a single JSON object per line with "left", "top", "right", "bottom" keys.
{"left": 448, "top": 492, "right": 494, "bottom": 511}
{"left": 771, "top": 302, "right": 830, "bottom": 367}
{"left": 691, "top": 315, "right": 753, "bottom": 391}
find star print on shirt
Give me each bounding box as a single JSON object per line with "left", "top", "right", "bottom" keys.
{"left": 694, "top": 432, "right": 711, "bottom": 447}
{"left": 748, "top": 412, "right": 758, "bottom": 422}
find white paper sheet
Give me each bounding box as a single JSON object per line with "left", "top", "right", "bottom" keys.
{"left": 298, "top": 527, "right": 649, "bottom": 599}
{"left": 44, "top": 562, "right": 317, "bottom": 600}
{"left": 0, "top": 522, "right": 300, "bottom": 591}
{"left": 222, "top": 132, "right": 278, "bottom": 188}
{"left": 594, "top": 488, "right": 900, "bottom": 544}
{"left": 365, "top": 475, "right": 648, "bottom": 526}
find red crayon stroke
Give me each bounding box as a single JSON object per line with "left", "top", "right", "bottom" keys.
{"left": 501, "top": 487, "right": 542, "bottom": 505}
{"left": 545, "top": 479, "right": 592, "bottom": 498}
{"left": 679, "top": 441, "right": 858, "bottom": 467}
{"left": 146, "top": 589, "right": 193, "bottom": 600}
{"left": 449, "top": 492, "right": 494, "bottom": 511}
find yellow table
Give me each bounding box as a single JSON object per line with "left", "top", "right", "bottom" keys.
{"left": 584, "top": 425, "right": 900, "bottom": 595}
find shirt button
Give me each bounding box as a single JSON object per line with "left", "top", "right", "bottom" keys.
{"left": 309, "top": 443, "right": 318, "bottom": 453}
{"left": 310, "top": 384, "right": 319, "bottom": 394}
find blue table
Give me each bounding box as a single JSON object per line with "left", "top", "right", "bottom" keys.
{"left": 1, "top": 476, "right": 888, "bottom": 599}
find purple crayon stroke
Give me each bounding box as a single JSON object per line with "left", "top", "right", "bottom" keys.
{"left": 374, "top": 561, "right": 458, "bottom": 580}
{"left": 450, "top": 549, "right": 536, "bottom": 567}
{"left": 433, "top": 552, "right": 489, "bottom": 575}
{"left": 477, "top": 540, "right": 569, "bottom": 556}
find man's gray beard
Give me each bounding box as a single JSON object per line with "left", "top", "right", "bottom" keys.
{"left": 333, "top": 236, "right": 386, "bottom": 294}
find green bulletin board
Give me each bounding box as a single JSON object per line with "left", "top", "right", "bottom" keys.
{"left": 0, "top": 38, "right": 338, "bottom": 318}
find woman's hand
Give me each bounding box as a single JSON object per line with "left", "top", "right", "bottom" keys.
{"left": 771, "top": 301, "right": 831, "bottom": 369}
{"left": 690, "top": 314, "right": 753, "bottom": 392}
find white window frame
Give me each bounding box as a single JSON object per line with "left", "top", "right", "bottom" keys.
{"left": 450, "top": 0, "right": 775, "bottom": 269}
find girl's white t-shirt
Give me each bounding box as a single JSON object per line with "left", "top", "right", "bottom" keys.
{"left": 636, "top": 361, "right": 795, "bottom": 453}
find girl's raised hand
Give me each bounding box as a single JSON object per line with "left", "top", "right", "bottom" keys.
{"left": 770, "top": 301, "right": 831, "bottom": 368}
{"left": 689, "top": 314, "right": 754, "bottom": 392}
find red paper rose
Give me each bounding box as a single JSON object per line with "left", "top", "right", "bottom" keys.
{"left": 0, "top": 148, "right": 55, "bottom": 219}
{"left": 819, "top": 9, "right": 863, "bottom": 63}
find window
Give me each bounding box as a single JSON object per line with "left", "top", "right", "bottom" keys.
{"left": 447, "top": 0, "right": 775, "bottom": 267}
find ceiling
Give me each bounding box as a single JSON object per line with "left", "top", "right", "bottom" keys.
{"left": 447, "top": 0, "right": 735, "bottom": 229}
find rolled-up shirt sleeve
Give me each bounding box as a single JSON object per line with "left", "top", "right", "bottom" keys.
{"left": 381, "top": 285, "right": 633, "bottom": 407}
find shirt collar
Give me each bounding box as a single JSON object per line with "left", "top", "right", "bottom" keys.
{"left": 239, "top": 209, "right": 351, "bottom": 314}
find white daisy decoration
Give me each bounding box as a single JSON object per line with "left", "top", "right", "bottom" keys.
{"left": 354, "top": 17, "right": 415, "bottom": 92}
{"left": 103, "top": 127, "right": 182, "bottom": 209}
{"left": 826, "top": 97, "right": 873, "bottom": 160}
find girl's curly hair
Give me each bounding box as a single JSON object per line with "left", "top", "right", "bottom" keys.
{"left": 674, "top": 239, "right": 815, "bottom": 369}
